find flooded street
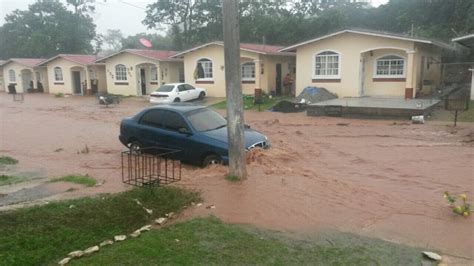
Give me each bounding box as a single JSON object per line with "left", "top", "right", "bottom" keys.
{"left": 1, "top": 93, "right": 473, "bottom": 258}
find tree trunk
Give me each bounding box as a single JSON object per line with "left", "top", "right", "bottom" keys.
{"left": 222, "top": 0, "right": 247, "bottom": 179}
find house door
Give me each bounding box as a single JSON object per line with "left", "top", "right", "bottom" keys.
{"left": 275, "top": 63, "right": 282, "bottom": 95}
{"left": 72, "top": 71, "right": 82, "bottom": 94}
{"left": 140, "top": 68, "right": 147, "bottom": 95}
{"left": 22, "top": 71, "right": 32, "bottom": 91}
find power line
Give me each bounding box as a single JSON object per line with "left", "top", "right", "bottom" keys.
{"left": 118, "top": 0, "right": 147, "bottom": 10}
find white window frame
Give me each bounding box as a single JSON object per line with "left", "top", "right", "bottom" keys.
{"left": 9, "top": 69, "right": 16, "bottom": 82}
{"left": 150, "top": 65, "right": 158, "bottom": 81}
{"left": 54, "top": 67, "right": 63, "bottom": 82}
{"left": 115, "top": 64, "right": 128, "bottom": 81}
{"left": 241, "top": 62, "right": 256, "bottom": 81}
{"left": 313, "top": 50, "right": 341, "bottom": 79}
{"left": 196, "top": 58, "right": 213, "bottom": 81}
{"left": 373, "top": 54, "right": 406, "bottom": 78}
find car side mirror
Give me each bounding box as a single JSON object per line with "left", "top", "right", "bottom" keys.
{"left": 178, "top": 127, "right": 192, "bottom": 135}
{"left": 245, "top": 124, "right": 251, "bottom": 129}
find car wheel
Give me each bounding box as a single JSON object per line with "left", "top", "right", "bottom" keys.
{"left": 174, "top": 97, "right": 181, "bottom": 102}
{"left": 202, "top": 154, "right": 222, "bottom": 167}
{"left": 129, "top": 141, "right": 142, "bottom": 154}
{"left": 198, "top": 92, "right": 205, "bottom": 99}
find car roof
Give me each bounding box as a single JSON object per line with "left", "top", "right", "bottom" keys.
{"left": 144, "top": 103, "right": 206, "bottom": 114}
{"left": 162, "top": 83, "right": 186, "bottom": 86}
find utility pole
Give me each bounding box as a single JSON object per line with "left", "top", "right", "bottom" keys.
{"left": 222, "top": 0, "right": 247, "bottom": 179}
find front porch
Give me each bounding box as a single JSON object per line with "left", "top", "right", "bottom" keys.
{"left": 307, "top": 97, "right": 440, "bottom": 118}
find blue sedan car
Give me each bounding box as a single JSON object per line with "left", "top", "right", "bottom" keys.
{"left": 119, "top": 104, "right": 270, "bottom": 166}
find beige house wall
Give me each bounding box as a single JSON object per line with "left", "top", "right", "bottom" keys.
{"left": 2, "top": 62, "right": 48, "bottom": 93}
{"left": 294, "top": 32, "right": 425, "bottom": 97}
{"left": 45, "top": 58, "right": 106, "bottom": 95}
{"left": 103, "top": 53, "right": 183, "bottom": 96}
{"left": 182, "top": 44, "right": 295, "bottom": 97}
{"left": 0, "top": 67, "right": 4, "bottom": 91}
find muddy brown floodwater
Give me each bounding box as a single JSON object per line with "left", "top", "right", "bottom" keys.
{"left": 1, "top": 93, "right": 473, "bottom": 259}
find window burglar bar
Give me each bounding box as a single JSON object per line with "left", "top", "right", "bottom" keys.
{"left": 121, "top": 147, "right": 181, "bottom": 187}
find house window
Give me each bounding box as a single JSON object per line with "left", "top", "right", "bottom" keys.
{"left": 54, "top": 67, "right": 63, "bottom": 81}
{"left": 150, "top": 65, "right": 158, "bottom": 81}
{"left": 314, "top": 51, "right": 340, "bottom": 78}
{"left": 115, "top": 64, "right": 127, "bottom": 81}
{"left": 196, "top": 58, "right": 213, "bottom": 79}
{"left": 241, "top": 62, "right": 255, "bottom": 80}
{"left": 9, "top": 69, "right": 16, "bottom": 82}
{"left": 375, "top": 55, "right": 405, "bottom": 77}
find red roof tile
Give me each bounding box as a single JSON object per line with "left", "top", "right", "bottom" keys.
{"left": 59, "top": 54, "right": 100, "bottom": 65}
{"left": 4, "top": 58, "right": 45, "bottom": 67}
{"left": 240, "top": 43, "right": 286, "bottom": 54}
{"left": 125, "top": 49, "right": 179, "bottom": 60}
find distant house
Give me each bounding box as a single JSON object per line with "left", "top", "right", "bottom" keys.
{"left": 281, "top": 29, "right": 451, "bottom": 98}
{"left": 452, "top": 34, "right": 474, "bottom": 100}
{"left": 39, "top": 54, "right": 106, "bottom": 95}
{"left": 1, "top": 58, "right": 48, "bottom": 93}
{"left": 0, "top": 60, "right": 5, "bottom": 91}
{"left": 170, "top": 42, "right": 296, "bottom": 97}
{"left": 95, "top": 49, "right": 184, "bottom": 96}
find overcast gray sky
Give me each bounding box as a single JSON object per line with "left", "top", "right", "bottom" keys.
{"left": 0, "top": 0, "right": 389, "bottom": 37}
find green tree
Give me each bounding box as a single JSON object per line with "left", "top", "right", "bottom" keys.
{"left": 0, "top": 0, "right": 97, "bottom": 59}
{"left": 103, "top": 29, "right": 124, "bottom": 51}
{"left": 121, "top": 33, "right": 174, "bottom": 51}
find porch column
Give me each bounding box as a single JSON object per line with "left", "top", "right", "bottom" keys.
{"left": 84, "top": 67, "right": 90, "bottom": 95}
{"left": 470, "top": 68, "right": 474, "bottom": 100}
{"left": 253, "top": 59, "right": 261, "bottom": 90}
{"left": 32, "top": 69, "right": 38, "bottom": 89}
{"left": 405, "top": 50, "right": 416, "bottom": 99}
{"left": 157, "top": 64, "right": 162, "bottom": 85}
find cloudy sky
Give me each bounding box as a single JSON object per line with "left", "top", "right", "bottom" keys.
{"left": 0, "top": 0, "right": 389, "bottom": 37}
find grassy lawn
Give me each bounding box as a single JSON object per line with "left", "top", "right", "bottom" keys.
{"left": 0, "top": 155, "right": 18, "bottom": 165}
{"left": 431, "top": 100, "right": 474, "bottom": 122}
{"left": 0, "top": 186, "right": 199, "bottom": 265}
{"left": 211, "top": 95, "right": 291, "bottom": 111}
{"left": 50, "top": 174, "right": 97, "bottom": 187}
{"left": 74, "top": 217, "right": 427, "bottom": 265}
{"left": 0, "top": 175, "right": 24, "bottom": 186}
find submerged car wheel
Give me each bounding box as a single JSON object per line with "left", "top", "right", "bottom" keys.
{"left": 129, "top": 141, "right": 142, "bottom": 154}
{"left": 202, "top": 154, "right": 222, "bottom": 167}
{"left": 198, "top": 92, "right": 205, "bottom": 99}
{"left": 174, "top": 97, "right": 181, "bottom": 102}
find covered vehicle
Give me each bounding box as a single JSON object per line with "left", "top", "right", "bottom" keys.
{"left": 119, "top": 104, "right": 270, "bottom": 166}
{"left": 149, "top": 83, "right": 206, "bottom": 104}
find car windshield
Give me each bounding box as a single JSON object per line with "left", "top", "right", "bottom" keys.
{"left": 156, "top": 85, "right": 175, "bottom": 92}
{"left": 185, "top": 108, "right": 227, "bottom": 132}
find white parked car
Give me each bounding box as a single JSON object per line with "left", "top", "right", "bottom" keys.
{"left": 149, "top": 83, "right": 206, "bottom": 104}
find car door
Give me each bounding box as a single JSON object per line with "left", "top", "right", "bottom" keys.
{"left": 176, "top": 85, "right": 189, "bottom": 101}
{"left": 136, "top": 109, "right": 168, "bottom": 149}
{"left": 184, "top": 84, "right": 199, "bottom": 100}
{"left": 160, "top": 110, "right": 200, "bottom": 162}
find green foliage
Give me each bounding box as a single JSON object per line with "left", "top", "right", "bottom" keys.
{"left": 211, "top": 95, "right": 290, "bottom": 111}
{"left": 225, "top": 175, "right": 240, "bottom": 182}
{"left": 0, "top": 156, "right": 18, "bottom": 165}
{"left": 0, "top": 0, "right": 97, "bottom": 59}
{"left": 0, "top": 186, "right": 199, "bottom": 265}
{"left": 50, "top": 174, "right": 97, "bottom": 187}
{"left": 74, "top": 217, "right": 425, "bottom": 265}
{"left": 0, "top": 175, "right": 24, "bottom": 186}
{"left": 54, "top": 92, "right": 65, "bottom": 98}
{"left": 143, "top": 0, "right": 474, "bottom": 49}
{"left": 444, "top": 192, "right": 471, "bottom": 217}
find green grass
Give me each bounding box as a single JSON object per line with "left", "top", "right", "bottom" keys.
{"left": 54, "top": 92, "right": 65, "bottom": 98}
{"left": 431, "top": 100, "right": 474, "bottom": 122}
{"left": 0, "top": 156, "right": 18, "bottom": 165}
{"left": 0, "top": 175, "right": 24, "bottom": 186}
{"left": 211, "top": 95, "right": 291, "bottom": 111}
{"left": 225, "top": 175, "right": 240, "bottom": 182}
{"left": 0, "top": 186, "right": 199, "bottom": 265}
{"left": 50, "top": 174, "right": 97, "bottom": 187}
{"left": 74, "top": 217, "right": 427, "bottom": 265}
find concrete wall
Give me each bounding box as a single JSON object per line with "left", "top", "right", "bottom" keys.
{"left": 182, "top": 44, "right": 295, "bottom": 97}
{"left": 103, "top": 52, "right": 183, "bottom": 96}
{"left": 294, "top": 32, "right": 417, "bottom": 97}
{"left": 46, "top": 58, "right": 88, "bottom": 95}
{"left": 0, "top": 67, "right": 4, "bottom": 91}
